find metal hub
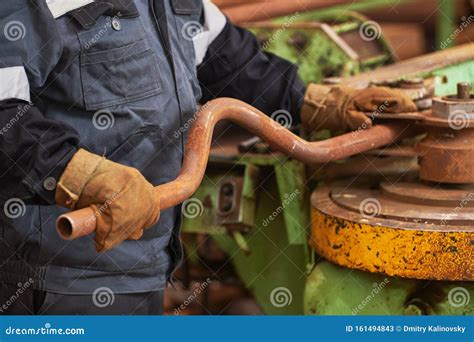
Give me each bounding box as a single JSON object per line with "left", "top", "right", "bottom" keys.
{"left": 360, "top": 82, "right": 474, "bottom": 183}
{"left": 310, "top": 81, "right": 474, "bottom": 281}
{"left": 417, "top": 82, "right": 474, "bottom": 184}
{"left": 310, "top": 182, "right": 474, "bottom": 281}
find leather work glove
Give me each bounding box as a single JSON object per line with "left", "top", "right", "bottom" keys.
{"left": 300, "top": 84, "right": 418, "bottom": 135}
{"left": 55, "top": 149, "right": 160, "bottom": 252}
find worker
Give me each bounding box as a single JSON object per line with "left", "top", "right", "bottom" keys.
{"left": 0, "top": 0, "right": 416, "bottom": 315}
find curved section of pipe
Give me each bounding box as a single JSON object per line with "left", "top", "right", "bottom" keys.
{"left": 56, "top": 98, "right": 414, "bottom": 240}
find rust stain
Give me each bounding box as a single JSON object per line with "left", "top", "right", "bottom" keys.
{"left": 310, "top": 209, "right": 474, "bottom": 281}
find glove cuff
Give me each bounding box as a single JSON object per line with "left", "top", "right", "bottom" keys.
{"left": 300, "top": 84, "right": 330, "bottom": 119}
{"left": 55, "top": 148, "right": 104, "bottom": 209}
{"left": 300, "top": 84, "right": 356, "bottom": 133}
{"left": 300, "top": 84, "right": 331, "bottom": 135}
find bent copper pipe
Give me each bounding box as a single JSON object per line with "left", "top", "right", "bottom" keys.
{"left": 56, "top": 98, "right": 414, "bottom": 240}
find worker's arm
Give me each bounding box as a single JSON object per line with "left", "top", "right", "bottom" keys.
{"left": 1, "top": 3, "right": 157, "bottom": 251}
{"left": 0, "top": 2, "right": 79, "bottom": 204}
{"left": 195, "top": 1, "right": 417, "bottom": 133}
{"left": 196, "top": 1, "right": 305, "bottom": 124}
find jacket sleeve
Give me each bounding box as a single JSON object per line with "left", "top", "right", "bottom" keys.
{"left": 195, "top": 1, "right": 305, "bottom": 124}
{"left": 0, "top": 2, "right": 80, "bottom": 204}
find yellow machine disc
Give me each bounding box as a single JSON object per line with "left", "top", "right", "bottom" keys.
{"left": 310, "top": 183, "right": 474, "bottom": 281}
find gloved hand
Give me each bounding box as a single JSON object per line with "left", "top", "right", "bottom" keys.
{"left": 300, "top": 84, "right": 417, "bottom": 134}
{"left": 55, "top": 149, "right": 160, "bottom": 252}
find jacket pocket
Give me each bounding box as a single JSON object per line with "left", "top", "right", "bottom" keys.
{"left": 171, "top": 0, "right": 202, "bottom": 15}
{"left": 80, "top": 39, "right": 162, "bottom": 110}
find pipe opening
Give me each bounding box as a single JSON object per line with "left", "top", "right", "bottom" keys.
{"left": 56, "top": 216, "right": 74, "bottom": 240}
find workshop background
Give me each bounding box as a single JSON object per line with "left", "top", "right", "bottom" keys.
{"left": 164, "top": 0, "right": 474, "bottom": 315}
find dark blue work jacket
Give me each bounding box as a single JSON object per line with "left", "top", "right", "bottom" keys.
{"left": 0, "top": 0, "right": 304, "bottom": 294}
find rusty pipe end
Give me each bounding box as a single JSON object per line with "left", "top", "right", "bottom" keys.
{"left": 56, "top": 207, "right": 97, "bottom": 240}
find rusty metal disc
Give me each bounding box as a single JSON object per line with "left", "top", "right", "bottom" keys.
{"left": 416, "top": 125, "right": 474, "bottom": 183}
{"left": 422, "top": 110, "right": 474, "bottom": 128}
{"left": 380, "top": 181, "right": 474, "bottom": 207}
{"left": 310, "top": 182, "right": 474, "bottom": 281}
